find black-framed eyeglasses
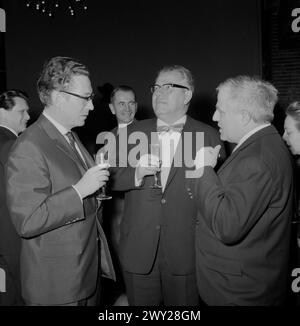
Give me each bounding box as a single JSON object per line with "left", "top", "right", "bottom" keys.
{"left": 150, "top": 83, "right": 190, "bottom": 94}
{"left": 60, "top": 90, "right": 95, "bottom": 102}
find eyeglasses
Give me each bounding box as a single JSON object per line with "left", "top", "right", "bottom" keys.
{"left": 60, "top": 90, "right": 95, "bottom": 102}
{"left": 150, "top": 83, "right": 190, "bottom": 94}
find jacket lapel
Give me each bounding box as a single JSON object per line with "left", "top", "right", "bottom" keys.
{"left": 38, "top": 115, "right": 87, "bottom": 175}
{"left": 218, "top": 125, "right": 279, "bottom": 174}
{"left": 163, "top": 116, "right": 194, "bottom": 193}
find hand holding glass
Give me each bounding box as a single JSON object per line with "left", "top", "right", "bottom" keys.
{"left": 150, "top": 143, "right": 162, "bottom": 189}
{"left": 95, "top": 152, "right": 112, "bottom": 200}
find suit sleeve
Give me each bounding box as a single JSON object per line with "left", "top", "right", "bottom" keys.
{"left": 193, "top": 156, "right": 273, "bottom": 244}
{"left": 6, "top": 139, "right": 84, "bottom": 238}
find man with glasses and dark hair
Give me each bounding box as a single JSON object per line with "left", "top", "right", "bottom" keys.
{"left": 5, "top": 56, "right": 115, "bottom": 306}
{"left": 110, "top": 65, "right": 224, "bottom": 305}
{"left": 0, "top": 89, "right": 29, "bottom": 305}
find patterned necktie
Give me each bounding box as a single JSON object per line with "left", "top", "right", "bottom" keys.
{"left": 157, "top": 123, "right": 184, "bottom": 134}
{"left": 65, "top": 131, "right": 88, "bottom": 169}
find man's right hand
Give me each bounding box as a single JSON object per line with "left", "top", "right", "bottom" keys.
{"left": 135, "top": 154, "right": 160, "bottom": 184}
{"left": 74, "top": 164, "right": 110, "bottom": 199}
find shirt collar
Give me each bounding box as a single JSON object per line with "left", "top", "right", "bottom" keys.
{"left": 157, "top": 115, "right": 187, "bottom": 127}
{"left": 118, "top": 120, "right": 134, "bottom": 129}
{"left": 43, "top": 111, "right": 70, "bottom": 136}
{"left": 0, "top": 125, "right": 18, "bottom": 137}
{"left": 233, "top": 123, "right": 271, "bottom": 153}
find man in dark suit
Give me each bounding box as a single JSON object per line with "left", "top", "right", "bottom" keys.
{"left": 96, "top": 85, "right": 138, "bottom": 306}
{"left": 0, "top": 90, "right": 30, "bottom": 305}
{"left": 193, "top": 76, "right": 294, "bottom": 305}
{"left": 110, "top": 65, "right": 224, "bottom": 305}
{"left": 96, "top": 85, "right": 138, "bottom": 250}
{"left": 6, "top": 56, "right": 115, "bottom": 306}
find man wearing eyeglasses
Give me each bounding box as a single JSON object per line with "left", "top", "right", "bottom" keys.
{"left": 110, "top": 65, "right": 225, "bottom": 306}
{"left": 5, "top": 56, "right": 115, "bottom": 306}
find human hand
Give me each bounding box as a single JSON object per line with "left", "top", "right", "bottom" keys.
{"left": 194, "top": 145, "right": 221, "bottom": 169}
{"left": 136, "top": 153, "right": 160, "bottom": 182}
{"left": 74, "top": 164, "right": 110, "bottom": 199}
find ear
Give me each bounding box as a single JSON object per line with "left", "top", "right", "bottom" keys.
{"left": 184, "top": 90, "right": 193, "bottom": 105}
{"left": 50, "top": 90, "right": 61, "bottom": 105}
{"left": 241, "top": 110, "right": 252, "bottom": 125}
{"left": 0, "top": 107, "right": 6, "bottom": 119}
{"left": 109, "top": 103, "right": 115, "bottom": 115}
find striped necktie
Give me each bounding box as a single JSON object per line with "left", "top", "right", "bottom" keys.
{"left": 65, "top": 131, "right": 88, "bottom": 169}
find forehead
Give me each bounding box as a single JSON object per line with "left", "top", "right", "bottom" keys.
{"left": 114, "top": 90, "right": 135, "bottom": 101}
{"left": 69, "top": 74, "right": 92, "bottom": 92}
{"left": 156, "top": 70, "right": 186, "bottom": 84}
{"left": 284, "top": 115, "right": 298, "bottom": 130}
{"left": 11, "top": 97, "right": 29, "bottom": 111}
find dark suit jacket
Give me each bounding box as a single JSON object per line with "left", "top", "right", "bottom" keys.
{"left": 0, "top": 126, "right": 20, "bottom": 256}
{"left": 6, "top": 115, "right": 115, "bottom": 304}
{"left": 192, "top": 125, "right": 294, "bottom": 305}
{"left": 111, "top": 116, "right": 224, "bottom": 275}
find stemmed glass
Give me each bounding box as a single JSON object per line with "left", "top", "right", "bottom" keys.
{"left": 95, "top": 152, "right": 112, "bottom": 201}
{"left": 149, "top": 143, "right": 162, "bottom": 189}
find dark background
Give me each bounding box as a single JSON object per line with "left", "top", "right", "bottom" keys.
{"left": 1, "top": 0, "right": 262, "bottom": 152}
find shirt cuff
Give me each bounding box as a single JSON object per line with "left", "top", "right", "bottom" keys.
{"left": 135, "top": 169, "right": 143, "bottom": 187}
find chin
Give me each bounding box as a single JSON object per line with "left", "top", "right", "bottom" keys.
{"left": 291, "top": 147, "right": 300, "bottom": 155}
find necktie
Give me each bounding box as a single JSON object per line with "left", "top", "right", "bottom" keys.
{"left": 65, "top": 131, "right": 88, "bottom": 169}
{"left": 157, "top": 123, "right": 184, "bottom": 134}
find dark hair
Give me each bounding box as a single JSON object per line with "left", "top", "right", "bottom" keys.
{"left": 37, "top": 56, "right": 89, "bottom": 106}
{"left": 286, "top": 101, "right": 300, "bottom": 131}
{"left": 110, "top": 85, "right": 136, "bottom": 103}
{"left": 0, "top": 89, "right": 29, "bottom": 111}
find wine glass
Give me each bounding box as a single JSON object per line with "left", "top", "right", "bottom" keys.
{"left": 95, "top": 152, "right": 112, "bottom": 201}
{"left": 149, "top": 143, "right": 162, "bottom": 189}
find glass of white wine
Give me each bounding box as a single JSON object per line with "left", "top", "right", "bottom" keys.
{"left": 149, "top": 143, "right": 162, "bottom": 189}
{"left": 95, "top": 152, "right": 112, "bottom": 200}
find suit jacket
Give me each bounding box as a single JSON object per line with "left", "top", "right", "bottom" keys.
{"left": 0, "top": 126, "right": 20, "bottom": 256}
{"left": 192, "top": 125, "right": 294, "bottom": 305}
{"left": 6, "top": 115, "right": 115, "bottom": 305}
{"left": 111, "top": 116, "right": 224, "bottom": 275}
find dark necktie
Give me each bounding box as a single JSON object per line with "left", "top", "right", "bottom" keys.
{"left": 157, "top": 123, "right": 184, "bottom": 134}
{"left": 65, "top": 131, "right": 88, "bottom": 169}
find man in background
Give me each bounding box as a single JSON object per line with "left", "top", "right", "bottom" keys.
{"left": 0, "top": 89, "right": 30, "bottom": 305}
{"left": 96, "top": 85, "right": 137, "bottom": 305}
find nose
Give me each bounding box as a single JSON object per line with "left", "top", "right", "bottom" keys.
{"left": 212, "top": 110, "right": 219, "bottom": 122}
{"left": 87, "top": 99, "right": 94, "bottom": 111}
{"left": 25, "top": 111, "right": 30, "bottom": 120}
{"left": 282, "top": 131, "right": 287, "bottom": 142}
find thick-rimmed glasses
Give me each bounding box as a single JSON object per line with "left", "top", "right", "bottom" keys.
{"left": 60, "top": 90, "right": 95, "bottom": 102}
{"left": 150, "top": 83, "right": 190, "bottom": 94}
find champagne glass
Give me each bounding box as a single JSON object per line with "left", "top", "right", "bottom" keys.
{"left": 149, "top": 143, "right": 162, "bottom": 189}
{"left": 95, "top": 152, "right": 112, "bottom": 200}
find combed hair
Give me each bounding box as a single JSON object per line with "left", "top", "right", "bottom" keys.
{"left": 0, "top": 89, "right": 29, "bottom": 110}
{"left": 157, "top": 65, "right": 194, "bottom": 92}
{"left": 110, "top": 85, "right": 136, "bottom": 103}
{"left": 37, "top": 56, "right": 89, "bottom": 106}
{"left": 217, "top": 75, "right": 278, "bottom": 123}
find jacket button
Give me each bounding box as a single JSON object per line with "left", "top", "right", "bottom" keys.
{"left": 156, "top": 225, "right": 161, "bottom": 230}
{"left": 161, "top": 198, "right": 166, "bottom": 204}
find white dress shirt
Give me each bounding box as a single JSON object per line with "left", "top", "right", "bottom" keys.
{"left": 233, "top": 123, "right": 271, "bottom": 153}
